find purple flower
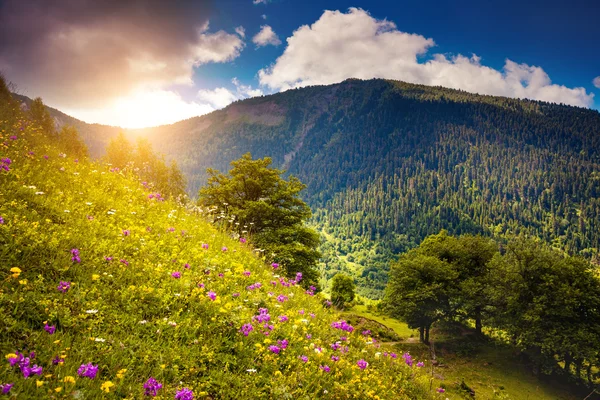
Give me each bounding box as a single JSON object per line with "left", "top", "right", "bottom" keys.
{"left": 57, "top": 281, "right": 71, "bottom": 293}
{"left": 269, "top": 345, "right": 281, "bottom": 354}
{"left": 0, "top": 216, "right": 4, "bottom": 224}
{"left": 331, "top": 320, "right": 354, "bottom": 332}
{"left": 22, "top": 364, "right": 43, "bottom": 378}
{"left": 330, "top": 342, "right": 341, "bottom": 351}
{"left": 52, "top": 356, "right": 65, "bottom": 365}
{"left": 207, "top": 291, "right": 216, "bottom": 301}
{"left": 437, "top": 388, "right": 445, "bottom": 393}
{"left": 278, "top": 339, "right": 289, "bottom": 349}
{"left": 276, "top": 295, "right": 288, "bottom": 303}
{"left": 240, "top": 323, "right": 254, "bottom": 336}
{"left": 389, "top": 352, "right": 398, "bottom": 359}
{"left": 104, "top": 256, "right": 113, "bottom": 262}
{"left": 0, "top": 383, "right": 13, "bottom": 394}
{"left": 403, "top": 352, "right": 413, "bottom": 367}
{"left": 120, "top": 259, "right": 129, "bottom": 266}
{"left": 417, "top": 361, "right": 424, "bottom": 367}
{"left": 340, "top": 336, "right": 348, "bottom": 341}
{"left": 232, "top": 292, "right": 240, "bottom": 297}
{"left": 243, "top": 271, "right": 251, "bottom": 277}
{"left": 306, "top": 334, "right": 312, "bottom": 339}
{"left": 362, "top": 330, "right": 371, "bottom": 336}
{"left": 271, "top": 263, "right": 279, "bottom": 269}
{"left": 44, "top": 324, "right": 56, "bottom": 334}
{"left": 202, "top": 243, "right": 209, "bottom": 250}
{"left": 197, "top": 283, "right": 205, "bottom": 288}
{"left": 331, "top": 355, "right": 339, "bottom": 362}
{"left": 357, "top": 359, "right": 368, "bottom": 370}
{"left": 143, "top": 377, "right": 163, "bottom": 396}
{"left": 171, "top": 271, "right": 181, "bottom": 279}
{"left": 175, "top": 388, "right": 194, "bottom": 400}
{"left": 300, "top": 355, "right": 308, "bottom": 363}
{"left": 240, "top": 238, "right": 247, "bottom": 244}
{"left": 70, "top": 248, "right": 81, "bottom": 263}
{"left": 77, "top": 363, "right": 99, "bottom": 379}
{"left": 184, "top": 263, "right": 190, "bottom": 269}
{"left": 221, "top": 246, "right": 228, "bottom": 252}
{"left": 278, "top": 315, "right": 289, "bottom": 323}
{"left": 295, "top": 272, "right": 303, "bottom": 283}
{"left": 319, "top": 365, "right": 330, "bottom": 372}
{"left": 122, "top": 229, "right": 130, "bottom": 236}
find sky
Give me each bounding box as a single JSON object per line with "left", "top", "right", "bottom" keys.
{"left": 0, "top": 0, "right": 598, "bottom": 128}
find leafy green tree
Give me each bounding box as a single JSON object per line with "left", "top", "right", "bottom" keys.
{"left": 330, "top": 273, "right": 356, "bottom": 309}
{"left": 487, "top": 238, "right": 600, "bottom": 377}
{"left": 383, "top": 254, "right": 457, "bottom": 343}
{"left": 28, "top": 97, "right": 56, "bottom": 136}
{"left": 198, "top": 153, "right": 321, "bottom": 287}
{"left": 106, "top": 132, "right": 133, "bottom": 169}
{"left": 58, "top": 126, "right": 89, "bottom": 160}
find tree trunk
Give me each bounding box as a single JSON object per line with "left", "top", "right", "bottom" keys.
{"left": 475, "top": 307, "right": 482, "bottom": 335}
{"left": 425, "top": 325, "right": 430, "bottom": 344}
{"left": 563, "top": 352, "right": 572, "bottom": 374}
{"left": 419, "top": 326, "right": 425, "bottom": 343}
{"left": 586, "top": 364, "right": 592, "bottom": 384}
{"left": 575, "top": 359, "right": 582, "bottom": 379}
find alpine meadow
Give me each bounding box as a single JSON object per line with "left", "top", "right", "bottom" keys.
{"left": 2, "top": 1, "right": 600, "bottom": 399}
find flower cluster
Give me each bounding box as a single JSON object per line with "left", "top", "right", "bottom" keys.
{"left": 143, "top": 377, "right": 163, "bottom": 396}
{"left": 240, "top": 323, "right": 254, "bottom": 336}
{"left": 175, "top": 387, "right": 194, "bottom": 400}
{"left": 1, "top": 157, "right": 11, "bottom": 172}
{"left": 70, "top": 248, "right": 81, "bottom": 263}
{"left": 331, "top": 320, "right": 355, "bottom": 332}
{"left": 77, "top": 363, "right": 99, "bottom": 379}
{"left": 44, "top": 323, "right": 56, "bottom": 334}
{"left": 57, "top": 281, "right": 71, "bottom": 293}
{"left": 7, "top": 351, "right": 43, "bottom": 378}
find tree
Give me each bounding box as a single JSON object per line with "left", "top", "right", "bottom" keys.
{"left": 198, "top": 153, "right": 321, "bottom": 287}
{"left": 28, "top": 97, "right": 56, "bottom": 137}
{"left": 106, "top": 132, "right": 133, "bottom": 169}
{"left": 383, "top": 254, "right": 457, "bottom": 343}
{"left": 331, "top": 274, "right": 356, "bottom": 309}
{"left": 58, "top": 126, "right": 89, "bottom": 160}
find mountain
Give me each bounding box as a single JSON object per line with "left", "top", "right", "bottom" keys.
{"left": 15, "top": 79, "right": 600, "bottom": 298}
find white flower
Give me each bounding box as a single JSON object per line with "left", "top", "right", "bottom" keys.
{"left": 64, "top": 210, "right": 70, "bottom": 213}
{"left": 85, "top": 309, "right": 98, "bottom": 314}
{"left": 35, "top": 191, "right": 44, "bottom": 195}
{"left": 246, "top": 369, "right": 257, "bottom": 373}
{"left": 139, "top": 320, "right": 148, "bottom": 324}
{"left": 168, "top": 321, "right": 177, "bottom": 326}
{"left": 301, "top": 319, "right": 309, "bottom": 324}
{"left": 94, "top": 338, "right": 106, "bottom": 342}
{"left": 85, "top": 202, "right": 93, "bottom": 206}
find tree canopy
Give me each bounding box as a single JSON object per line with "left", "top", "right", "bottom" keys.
{"left": 198, "top": 153, "right": 321, "bottom": 288}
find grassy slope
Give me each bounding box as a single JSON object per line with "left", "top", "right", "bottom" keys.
{"left": 343, "top": 306, "right": 584, "bottom": 400}
{"left": 0, "top": 96, "right": 434, "bottom": 399}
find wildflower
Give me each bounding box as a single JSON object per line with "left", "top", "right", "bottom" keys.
{"left": 232, "top": 292, "right": 240, "bottom": 297}
{"left": 101, "top": 381, "right": 114, "bottom": 393}
{"left": 0, "top": 383, "right": 13, "bottom": 394}
{"left": 362, "top": 330, "right": 371, "bottom": 336}
{"left": 143, "top": 377, "right": 163, "bottom": 396}
{"left": 10, "top": 267, "right": 21, "bottom": 278}
{"left": 278, "top": 339, "right": 289, "bottom": 349}
{"left": 417, "top": 361, "right": 424, "bottom": 367}
{"left": 122, "top": 229, "right": 130, "bottom": 236}
{"left": 52, "top": 356, "right": 64, "bottom": 365}
{"left": 120, "top": 259, "right": 129, "bottom": 266}
{"left": 0, "top": 216, "right": 3, "bottom": 224}
{"left": 184, "top": 263, "right": 190, "bottom": 269}
{"left": 70, "top": 248, "right": 81, "bottom": 263}
{"left": 207, "top": 291, "right": 217, "bottom": 301}
{"left": 295, "top": 272, "right": 302, "bottom": 283}
{"left": 246, "top": 369, "right": 257, "bottom": 373}
{"left": 77, "top": 363, "right": 98, "bottom": 379}
{"left": 240, "top": 237, "right": 247, "bottom": 244}
{"left": 94, "top": 338, "right": 106, "bottom": 342}
{"left": 44, "top": 324, "right": 56, "bottom": 334}
{"left": 22, "top": 365, "right": 43, "bottom": 378}
{"left": 271, "top": 263, "right": 279, "bottom": 269}
{"left": 331, "top": 355, "right": 339, "bottom": 362}
{"left": 86, "top": 309, "right": 98, "bottom": 314}
{"left": 221, "top": 246, "right": 228, "bottom": 252}
{"left": 57, "top": 281, "right": 71, "bottom": 293}
{"left": 269, "top": 345, "right": 281, "bottom": 354}
{"left": 331, "top": 320, "right": 354, "bottom": 332}
{"left": 340, "top": 336, "right": 347, "bottom": 341}
{"left": 319, "top": 365, "right": 330, "bottom": 372}
{"left": 240, "top": 323, "right": 254, "bottom": 336}
{"left": 437, "top": 387, "right": 445, "bottom": 393}
{"left": 276, "top": 294, "right": 288, "bottom": 303}
{"left": 202, "top": 243, "right": 209, "bottom": 249}
{"left": 175, "top": 387, "right": 194, "bottom": 400}
{"left": 330, "top": 342, "right": 341, "bottom": 350}
{"left": 171, "top": 271, "right": 181, "bottom": 279}
{"left": 243, "top": 271, "right": 251, "bottom": 277}
{"left": 357, "top": 359, "right": 368, "bottom": 370}
{"left": 104, "top": 256, "right": 113, "bottom": 262}
{"left": 306, "top": 334, "right": 312, "bottom": 339}
{"left": 116, "top": 369, "right": 127, "bottom": 379}
{"left": 402, "top": 352, "right": 413, "bottom": 367}
{"left": 279, "top": 315, "right": 289, "bottom": 322}
{"left": 63, "top": 376, "right": 76, "bottom": 384}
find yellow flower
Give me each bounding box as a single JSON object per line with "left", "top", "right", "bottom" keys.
{"left": 53, "top": 340, "right": 61, "bottom": 344}
{"left": 19, "top": 279, "right": 28, "bottom": 285}
{"left": 36, "top": 380, "right": 44, "bottom": 387}
{"left": 5, "top": 353, "right": 17, "bottom": 360}
{"left": 55, "top": 387, "right": 62, "bottom": 393}
{"left": 63, "top": 376, "right": 76, "bottom": 384}
{"left": 10, "top": 267, "right": 21, "bottom": 278}
{"left": 92, "top": 274, "right": 100, "bottom": 281}
{"left": 101, "top": 381, "right": 115, "bottom": 393}
{"left": 116, "top": 369, "right": 127, "bottom": 379}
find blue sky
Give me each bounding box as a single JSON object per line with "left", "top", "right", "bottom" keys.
{"left": 1, "top": 0, "right": 598, "bottom": 127}
{"left": 202, "top": 0, "right": 599, "bottom": 107}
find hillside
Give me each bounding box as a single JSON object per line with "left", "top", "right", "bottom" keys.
{"left": 0, "top": 82, "right": 432, "bottom": 398}
{"left": 16, "top": 79, "right": 600, "bottom": 298}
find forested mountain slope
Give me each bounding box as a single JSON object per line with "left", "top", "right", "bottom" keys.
{"left": 16, "top": 79, "right": 600, "bottom": 298}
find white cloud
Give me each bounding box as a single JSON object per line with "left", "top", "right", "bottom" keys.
{"left": 259, "top": 8, "right": 594, "bottom": 108}
{"left": 253, "top": 25, "right": 282, "bottom": 48}
{"left": 235, "top": 26, "right": 246, "bottom": 38}
{"left": 594, "top": 76, "right": 600, "bottom": 89}
{"left": 253, "top": 0, "right": 270, "bottom": 4}
{"left": 261, "top": 14, "right": 267, "bottom": 20}
{"left": 65, "top": 89, "right": 215, "bottom": 129}
{"left": 193, "top": 24, "right": 245, "bottom": 66}
{"left": 196, "top": 78, "right": 263, "bottom": 110}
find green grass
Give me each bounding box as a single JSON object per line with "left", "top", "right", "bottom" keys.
{"left": 347, "top": 306, "right": 587, "bottom": 400}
